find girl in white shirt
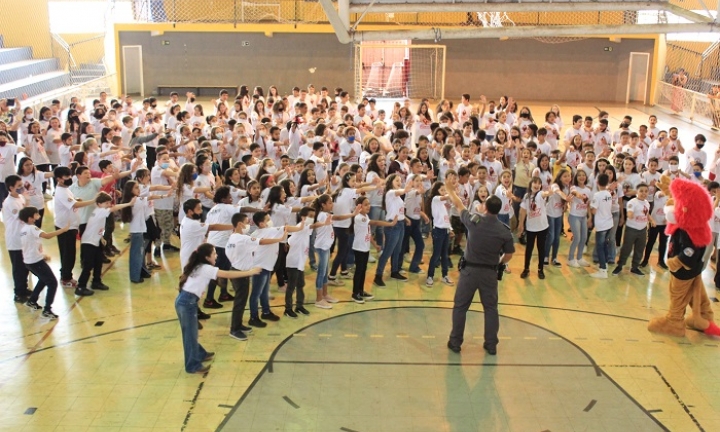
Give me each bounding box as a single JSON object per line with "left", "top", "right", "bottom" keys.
{"left": 518, "top": 177, "right": 551, "bottom": 279}
{"left": 121, "top": 180, "right": 150, "bottom": 283}
{"left": 426, "top": 181, "right": 453, "bottom": 286}
{"left": 374, "top": 174, "right": 413, "bottom": 287}
{"left": 494, "top": 169, "right": 515, "bottom": 226}
{"left": 176, "top": 243, "right": 259, "bottom": 374}
{"left": 545, "top": 170, "right": 571, "bottom": 267}
{"left": 567, "top": 170, "right": 593, "bottom": 268}
{"left": 176, "top": 163, "right": 213, "bottom": 224}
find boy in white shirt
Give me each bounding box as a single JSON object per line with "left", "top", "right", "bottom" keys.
{"left": 564, "top": 115, "right": 583, "bottom": 146}
{"left": 456, "top": 94, "right": 472, "bottom": 124}
{"left": 20, "top": 206, "right": 70, "bottom": 319}
{"left": 284, "top": 207, "right": 315, "bottom": 317}
{"left": 613, "top": 183, "right": 651, "bottom": 276}
{"left": 590, "top": 173, "right": 614, "bottom": 279}
{"left": 685, "top": 134, "right": 707, "bottom": 175}
{"left": 226, "top": 212, "right": 284, "bottom": 340}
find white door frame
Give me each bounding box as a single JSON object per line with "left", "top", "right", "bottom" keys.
{"left": 626, "top": 52, "right": 650, "bottom": 104}
{"left": 122, "top": 45, "right": 144, "bottom": 97}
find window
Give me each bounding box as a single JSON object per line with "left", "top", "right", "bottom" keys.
{"left": 48, "top": 1, "right": 133, "bottom": 34}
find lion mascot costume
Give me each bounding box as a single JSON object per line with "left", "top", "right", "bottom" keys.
{"left": 647, "top": 176, "right": 720, "bottom": 337}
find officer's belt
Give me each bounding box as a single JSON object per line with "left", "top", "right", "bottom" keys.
{"left": 464, "top": 261, "right": 498, "bottom": 270}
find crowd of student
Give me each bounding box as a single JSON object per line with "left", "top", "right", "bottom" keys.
{"left": 0, "top": 86, "right": 717, "bottom": 373}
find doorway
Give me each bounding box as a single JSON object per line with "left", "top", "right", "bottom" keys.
{"left": 122, "top": 45, "right": 144, "bottom": 96}
{"left": 626, "top": 52, "right": 650, "bottom": 104}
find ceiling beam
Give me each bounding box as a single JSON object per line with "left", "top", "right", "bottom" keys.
{"left": 663, "top": 3, "right": 715, "bottom": 23}
{"left": 350, "top": 22, "right": 720, "bottom": 42}
{"left": 348, "top": 1, "right": 665, "bottom": 14}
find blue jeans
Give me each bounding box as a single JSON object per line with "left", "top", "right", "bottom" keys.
{"left": 498, "top": 213, "right": 510, "bottom": 226}
{"left": 129, "top": 232, "right": 146, "bottom": 282}
{"left": 568, "top": 215, "right": 588, "bottom": 261}
{"left": 175, "top": 290, "right": 207, "bottom": 373}
{"left": 376, "top": 221, "right": 404, "bottom": 277}
{"left": 250, "top": 269, "right": 272, "bottom": 317}
{"left": 369, "top": 206, "right": 385, "bottom": 248}
{"left": 401, "top": 218, "right": 424, "bottom": 272}
{"left": 308, "top": 231, "right": 317, "bottom": 267}
{"left": 595, "top": 229, "right": 611, "bottom": 269}
{"left": 315, "top": 248, "right": 330, "bottom": 290}
{"left": 428, "top": 227, "right": 450, "bottom": 278}
{"left": 593, "top": 212, "right": 620, "bottom": 263}
{"left": 545, "top": 216, "right": 563, "bottom": 262}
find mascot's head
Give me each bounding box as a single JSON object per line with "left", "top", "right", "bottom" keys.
{"left": 665, "top": 178, "right": 712, "bottom": 247}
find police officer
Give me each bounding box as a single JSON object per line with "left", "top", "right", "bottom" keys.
{"left": 445, "top": 176, "right": 514, "bottom": 355}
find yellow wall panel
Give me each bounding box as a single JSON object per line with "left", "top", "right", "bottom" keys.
{"left": 0, "top": 0, "right": 52, "bottom": 58}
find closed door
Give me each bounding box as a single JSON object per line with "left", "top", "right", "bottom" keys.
{"left": 627, "top": 52, "right": 649, "bottom": 104}
{"left": 122, "top": 45, "right": 143, "bottom": 96}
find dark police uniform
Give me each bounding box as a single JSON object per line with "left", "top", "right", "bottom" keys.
{"left": 449, "top": 209, "right": 514, "bottom": 350}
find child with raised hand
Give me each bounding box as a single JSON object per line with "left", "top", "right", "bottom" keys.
{"left": 567, "top": 170, "right": 593, "bottom": 268}
{"left": 494, "top": 169, "right": 516, "bottom": 227}
{"left": 76, "top": 192, "right": 136, "bottom": 295}
{"left": 225, "top": 213, "right": 285, "bottom": 340}
{"left": 545, "top": 169, "right": 571, "bottom": 267}
{"left": 517, "top": 177, "right": 551, "bottom": 279}
{"left": 353, "top": 196, "right": 398, "bottom": 303}
{"left": 374, "top": 174, "right": 414, "bottom": 287}
{"left": 426, "top": 181, "right": 454, "bottom": 287}
{"left": 284, "top": 207, "right": 316, "bottom": 316}
{"left": 20, "top": 207, "right": 70, "bottom": 320}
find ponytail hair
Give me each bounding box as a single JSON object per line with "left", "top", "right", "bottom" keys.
{"left": 312, "top": 194, "right": 332, "bottom": 223}
{"left": 179, "top": 243, "right": 215, "bottom": 291}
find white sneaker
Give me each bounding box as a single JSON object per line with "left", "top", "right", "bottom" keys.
{"left": 590, "top": 269, "right": 608, "bottom": 279}
{"left": 324, "top": 295, "right": 339, "bottom": 304}
{"left": 425, "top": 277, "right": 434, "bottom": 286}
{"left": 577, "top": 259, "right": 591, "bottom": 267}
{"left": 368, "top": 255, "right": 377, "bottom": 263}
{"left": 568, "top": 260, "right": 580, "bottom": 268}
{"left": 314, "top": 299, "right": 333, "bottom": 309}
{"left": 328, "top": 278, "right": 344, "bottom": 286}
{"left": 441, "top": 276, "right": 453, "bottom": 285}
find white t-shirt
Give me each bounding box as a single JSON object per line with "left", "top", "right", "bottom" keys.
{"left": 384, "top": 192, "right": 405, "bottom": 221}
{"left": 0, "top": 144, "right": 19, "bottom": 180}
{"left": 591, "top": 190, "right": 613, "bottom": 232}
{"left": 640, "top": 171, "right": 661, "bottom": 202}
{"left": 181, "top": 264, "right": 219, "bottom": 298}
{"left": 2, "top": 195, "right": 26, "bottom": 250}
{"left": 81, "top": 207, "right": 110, "bottom": 246}
{"left": 352, "top": 214, "right": 373, "bottom": 252}
{"left": 405, "top": 190, "right": 423, "bottom": 220}
{"left": 366, "top": 171, "right": 384, "bottom": 207}
{"left": 431, "top": 196, "right": 451, "bottom": 229}
{"left": 625, "top": 198, "right": 650, "bottom": 230}
{"left": 53, "top": 186, "right": 80, "bottom": 229}
{"left": 314, "top": 212, "right": 334, "bottom": 250}
{"left": 129, "top": 198, "right": 148, "bottom": 233}
{"left": 569, "top": 186, "right": 592, "bottom": 217}
{"left": 226, "top": 232, "right": 261, "bottom": 271}
{"left": 20, "top": 224, "right": 45, "bottom": 264}
{"left": 546, "top": 184, "right": 567, "bottom": 218}
{"left": 195, "top": 174, "right": 215, "bottom": 208}
{"left": 151, "top": 166, "right": 174, "bottom": 210}
{"left": 494, "top": 184, "right": 514, "bottom": 217}
{"left": 333, "top": 188, "right": 358, "bottom": 228}
{"left": 206, "top": 203, "right": 238, "bottom": 248}
{"left": 252, "top": 227, "right": 285, "bottom": 271}
{"left": 286, "top": 223, "right": 312, "bottom": 270}
{"left": 19, "top": 173, "right": 45, "bottom": 209}
{"left": 179, "top": 217, "right": 209, "bottom": 268}
{"left": 520, "top": 192, "right": 549, "bottom": 232}
{"left": 652, "top": 193, "right": 668, "bottom": 226}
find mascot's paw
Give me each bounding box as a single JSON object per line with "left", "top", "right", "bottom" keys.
{"left": 648, "top": 316, "right": 686, "bottom": 337}
{"left": 666, "top": 256, "right": 684, "bottom": 273}
{"left": 685, "top": 314, "right": 710, "bottom": 332}
{"left": 704, "top": 321, "right": 720, "bottom": 337}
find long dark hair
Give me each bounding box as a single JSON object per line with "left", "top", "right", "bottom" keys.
{"left": 179, "top": 243, "right": 215, "bottom": 291}
{"left": 120, "top": 180, "right": 138, "bottom": 223}
{"left": 311, "top": 194, "right": 332, "bottom": 223}
{"left": 381, "top": 174, "right": 399, "bottom": 211}
{"left": 266, "top": 185, "right": 284, "bottom": 213}
{"left": 426, "top": 181, "right": 445, "bottom": 220}
{"left": 17, "top": 156, "right": 35, "bottom": 180}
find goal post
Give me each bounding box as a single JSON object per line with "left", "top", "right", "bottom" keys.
{"left": 354, "top": 44, "right": 446, "bottom": 101}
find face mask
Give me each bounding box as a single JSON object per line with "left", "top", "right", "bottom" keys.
{"left": 25, "top": 114, "right": 33, "bottom": 120}
{"left": 669, "top": 164, "right": 679, "bottom": 172}
{"left": 192, "top": 173, "right": 199, "bottom": 180}
{"left": 241, "top": 226, "right": 250, "bottom": 235}
{"left": 697, "top": 144, "right": 705, "bottom": 149}
{"left": 266, "top": 166, "right": 277, "bottom": 174}
{"left": 216, "top": 133, "right": 223, "bottom": 139}
{"left": 191, "top": 213, "right": 202, "bottom": 220}
{"left": 347, "top": 135, "right": 356, "bottom": 143}
{"left": 63, "top": 178, "right": 73, "bottom": 186}
{"left": 16, "top": 187, "right": 25, "bottom": 194}
{"left": 160, "top": 162, "right": 169, "bottom": 169}
{"left": 260, "top": 131, "right": 267, "bottom": 137}
{"left": 694, "top": 171, "right": 702, "bottom": 178}
{"left": 139, "top": 152, "right": 146, "bottom": 159}
{"left": 265, "top": 220, "right": 274, "bottom": 228}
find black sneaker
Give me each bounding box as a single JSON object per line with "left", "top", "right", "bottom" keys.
{"left": 203, "top": 299, "right": 223, "bottom": 309}
{"left": 612, "top": 266, "right": 623, "bottom": 276}
{"left": 658, "top": 262, "right": 669, "bottom": 270}
{"left": 248, "top": 317, "right": 267, "bottom": 327}
{"left": 239, "top": 324, "right": 253, "bottom": 333}
{"left": 25, "top": 300, "right": 41, "bottom": 311}
{"left": 447, "top": 341, "right": 461, "bottom": 353}
{"left": 538, "top": 270, "right": 545, "bottom": 280}
{"left": 42, "top": 309, "right": 59, "bottom": 320}
{"left": 229, "top": 331, "right": 248, "bottom": 341}
{"left": 92, "top": 282, "right": 110, "bottom": 291}
{"left": 483, "top": 343, "right": 497, "bottom": 355}
{"left": 351, "top": 293, "right": 365, "bottom": 304}
{"left": 141, "top": 270, "right": 152, "bottom": 279}
{"left": 374, "top": 275, "right": 386, "bottom": 287}
{"left": 361, "top": 291, "right": 374, "bottom": 300}
{"left": 630, "top": 267, "right": 644, "bottom": 276}
{"left": 75, "top": 287, "right": 94, "bottom": 297}
{"left": 552, "top": 259, "right": 562, "bottom": 267}
{"left": 14, "top": 295, "right": 27, "bottom": 303}
{"left": 261, "top": 312, "right": 280, "bottom": 322}
{"left": 198, "top": 309, "right": 211, "bottom": 320}
{"left": 520, "top": 269, "right": 530, "bottom": 279}
{"left": 639, "top": 261, "right": 648, "bottom": 268}
{"left": 284, "top": 309, "right": 298, "bottom": 318}
{"left": 218, "top": 292, "right": 235, "bottom": 302}
{"left": 295, "top": 306, "right": 310, "bottom": 316}
{"left": 390, "top": 272, "right": 408, "bottom": 281}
